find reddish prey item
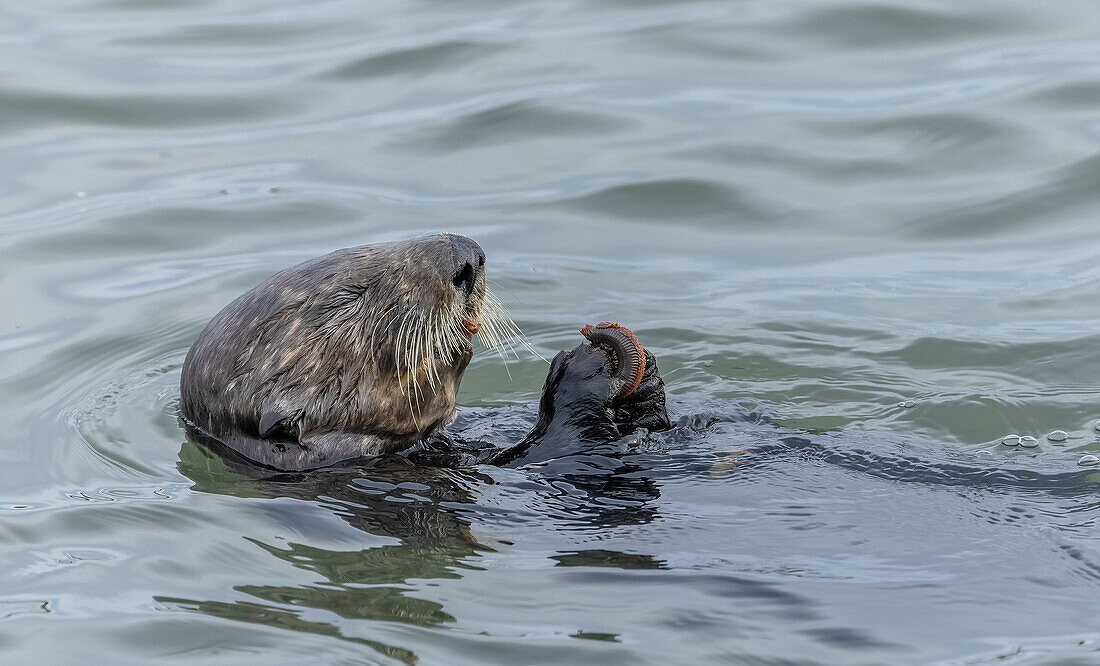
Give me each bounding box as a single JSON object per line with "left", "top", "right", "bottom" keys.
{"left": 580, "top": 322, "right": 646, "bottom": 398}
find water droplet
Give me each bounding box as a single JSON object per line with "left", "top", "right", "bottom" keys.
{"left": 1078, "top": 455, "right": 1100, "bottom": 467}
{"left": 899, "top": 400, "right": 916, "bottom": 409}
{"left": 1094, "top": 421, "right": 1100, "bottom": 432}
{"left": 1047, "top": 430, "right": 1068, "bottom": 442}
{"left": 976, "top": 449, "right": 993, "bottom": 458}
{"left": 1001, "top": 435, "right": 1021, "bottom": 447}
{"left": 75, "top": 191, "right": 87, "bottom": 198}
{"left": 1019, "top": 436, "right": 1038, "bottom": 448}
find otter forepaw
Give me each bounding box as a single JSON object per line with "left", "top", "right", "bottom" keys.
{"left": 611, "top": 347, "right": 671, "bottom": 434}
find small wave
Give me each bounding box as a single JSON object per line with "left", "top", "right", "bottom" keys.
{"left": 392, "top": 100, "right": 631, "bottom": 154}
{"left": 557, "top": 178, "right": 773, "bottom": 226}
{"left": 324, "top": 40, "right": 510, "bottom": 80}
{"left": 776, "top": 4, "right": 1017, "bottom": 50}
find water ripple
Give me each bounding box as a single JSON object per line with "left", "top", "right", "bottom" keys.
{"left": 3, "top": 0, "right": 1100, "bottom": 661}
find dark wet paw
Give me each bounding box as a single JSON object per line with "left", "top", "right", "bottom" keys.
{"left": 612, "top": 348, "right": 671, "bottom": 434}
{"left": 540, "top": 343, "right": 670, "bottom": 438}
{"left": 493, "top": 342, "right": 671, "bottom": 466}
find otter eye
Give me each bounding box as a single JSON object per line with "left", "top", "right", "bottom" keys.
{"left": 453, "top": 260, "right": 476, "bottom": 296}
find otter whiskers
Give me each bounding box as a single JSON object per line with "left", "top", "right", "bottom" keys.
{"left": 478, "top": 290, "right": 542, "bottom": 365}
{"left": 393, "top": 287, "right": 537, "bottom": 423}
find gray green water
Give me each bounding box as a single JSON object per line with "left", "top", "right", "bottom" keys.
{"left": 3, "top": 0, "right": 1100, "bottom": 663}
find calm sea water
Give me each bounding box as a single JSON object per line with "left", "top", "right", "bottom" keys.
{"left": 3, "top": 0, "right": 1100, "bottom": 663}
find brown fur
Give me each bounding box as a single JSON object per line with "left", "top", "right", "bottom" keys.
{"left": 180, "top": 234, "right": 490, "bottom": 470}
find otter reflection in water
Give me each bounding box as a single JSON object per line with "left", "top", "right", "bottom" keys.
{"left": 180, "top": 233, "right": 672, "bottom": 470}
{"left": 168, "top": 400, "right": 669, "bottom": 663}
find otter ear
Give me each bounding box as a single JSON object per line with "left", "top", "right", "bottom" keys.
{"left": 259, "top": 409, "right": 300, "bottom": 442}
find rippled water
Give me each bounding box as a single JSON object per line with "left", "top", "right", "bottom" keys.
{"left": 3, "top": 0, "right": 1100, "bottom": 662}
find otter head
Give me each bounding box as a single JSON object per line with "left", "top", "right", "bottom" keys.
{"left": 343, "top": 233, "right": 489, "bottom": 428}
{"left": 180, "top": 233, "right": 519, "bottom": 468}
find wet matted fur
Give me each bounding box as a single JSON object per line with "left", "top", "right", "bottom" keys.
{"left": 180, "top": 234, "right": 521, "bottom": 470}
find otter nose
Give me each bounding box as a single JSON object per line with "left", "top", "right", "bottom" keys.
{"left": 452, "top": 259, "right": 478, "bottom": 297}
{"left": 448, "top": 236, "right": 485, "bottom": 299}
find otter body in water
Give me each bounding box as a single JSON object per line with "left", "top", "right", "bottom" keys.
{"left": 180, "top": 234, "right": 669, "bottom": 471}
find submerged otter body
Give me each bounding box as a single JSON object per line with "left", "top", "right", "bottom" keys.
{"left": 180, "top": 234, "right": 670, "bottom": 471}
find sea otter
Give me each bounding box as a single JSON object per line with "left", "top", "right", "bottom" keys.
{"left": 180, "top": 234, "right": 669, "bottom": 470}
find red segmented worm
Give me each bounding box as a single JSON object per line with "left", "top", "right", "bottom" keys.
{"left": 580, "top": 322, "right": 646, "bottom": 398}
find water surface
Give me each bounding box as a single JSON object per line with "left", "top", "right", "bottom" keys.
{"left": 3, "top": 0, "right": 1100, "bottom": 663}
